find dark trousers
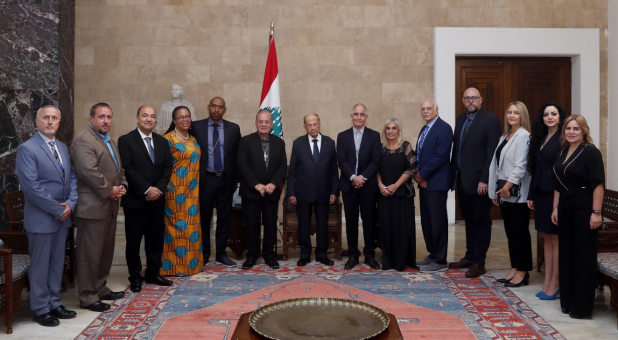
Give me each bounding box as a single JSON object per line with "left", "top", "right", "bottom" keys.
{"left": 27, "top": 227, "right": 68, "bottom": 316}
{"left": 296, "top": 201, "right": 329, "bottom": 259}
{"left": 499, "top": 202, "right": 532, "bottom": 271}
{"left": 124, "top": 206, "right": 164, "bottom": 280}
{"left": 242, "top": 196, "right": 279, "bottom": 260}
{"left": 200, "top": 173, "right": 234, "bottom": 262}
{"left": 558, "top": 194, "right": 599, "bottom": 317}
{"left": 342, "top": 189, "right": 377, "bottom": 258}
{"left": 419, "top": 188, "right": 448, "bottom": 264}
{"left": 457, "top": 176, "right": 492, "bottom": 265}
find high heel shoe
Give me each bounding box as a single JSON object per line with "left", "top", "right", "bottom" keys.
{"left": 535, "top": 291, "right": 544, "bottom": 297}
{"left": 497, "top": 277, "right": 512, "bottom": 283}
{"left": 504, "top": 272, "right": 529, "bottom": 287}
{"left": 539, "top": 288, "right": 559, "bottom": 300}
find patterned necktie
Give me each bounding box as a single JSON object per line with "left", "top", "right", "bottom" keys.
{"left": 417, "top": 125, "right": 429, "bottom": 159}
{"left": 48, "top": 141, "right": 65, "bottom": 178}
{"left": 354, "top": 130, "right": 361, "bottom": 175}
{"left": 312, "top": 138, "right": 319, "bottom": 164}
{"left": 213, "top": 123, "right": 223, "bottom": 172}
{"left": 145, "top": 137, "right": 155, "bottom": 163}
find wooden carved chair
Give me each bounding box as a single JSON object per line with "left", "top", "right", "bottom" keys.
{"left": 281, "top": 189, "right": 343, "bottom": 261}
{"left": 0, "top": 232, "right": 30, "bottom": 334}
{"left": 4, "top": 191, "right": 76, "bottom": 289}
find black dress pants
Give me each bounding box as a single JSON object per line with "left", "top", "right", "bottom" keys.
{"left": 296, "top": 201, "right": 329, "bottom": 259}
{"left": 457, "top": 176, "right": 492, "bottom": 265}
{"left": 124, "top": 206, "right": 164, "bottom": 280}
{"left": 200, "top": 173, "right": 234, "bottom": 263}
{"left": 558, "top": 194, "right": 599, "bottom": 317}
{"left": 499, "top": 202, "right": 532, "bottom": 271}
{"left": 419, "top": 188, "right": 448, "bottom": 264}
{"left": 242, "top": 196, "right": 279, "bottom": 261}
{"left": 342, "top": 189, "right": 377, "bottom": 258}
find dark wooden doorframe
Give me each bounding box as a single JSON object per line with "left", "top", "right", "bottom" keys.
{"left": 455, "top": 57, "right": 571, "bottom": 220}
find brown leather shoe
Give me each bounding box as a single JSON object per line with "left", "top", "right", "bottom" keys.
{"left": 448, "top": 258, "right": 473, "bottom": 269}
{"left": 465, "top": 263, "right": 487, "bottom": 278}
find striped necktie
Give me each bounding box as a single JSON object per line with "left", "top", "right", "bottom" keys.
{"left": 48, "top": 141, "right": 65, "bottom": 178}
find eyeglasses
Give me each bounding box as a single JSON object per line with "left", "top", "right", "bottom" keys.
{"left": 175, "top": 115, "right": 191, "bottom": 121}
{"left": 463, "top": 96, "right": 480, "bottom": 102}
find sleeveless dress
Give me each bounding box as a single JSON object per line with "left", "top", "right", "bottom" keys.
{"left": 160, "top": 131, "right": 203, "bottom": 276}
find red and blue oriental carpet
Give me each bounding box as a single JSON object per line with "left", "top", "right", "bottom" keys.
{"left": 76, "top": 264, "right": 565, "bottom": 339}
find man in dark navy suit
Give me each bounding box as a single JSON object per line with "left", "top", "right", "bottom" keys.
{"left": 413, "top": 100, "right": 453, "bottom": 273}
{"left": 337, "top": 104, "right": 381, "bottom": 270}
{"left": 449, "top": 87, "right": 501, "bottom": 278}
{"left": 287, "top": 113, "right": 338, "bottom": 267}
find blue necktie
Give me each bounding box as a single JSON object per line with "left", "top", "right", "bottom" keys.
{"left": 458, "top": 117, "right": 472, "bottom": 168}
{"left": 145, "top": 137, "right": 155, "bottom": 164}
{"left": 213, "top": 123, "right": 223, "bottom": 172}
{"left": 100, "top": 133, "right": 119, "bottom": 170}
{"left": 312, "top": 138, "right": 319, "bottom": 164}
{"left": 417, "top": 125, "right": 429, "bottom": 159}
{"left": 48, "top": 141, "right": 65, "bottom": 178}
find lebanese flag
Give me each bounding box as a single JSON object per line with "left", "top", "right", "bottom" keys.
{"left": 259, "top": 33, "right": 283, "bottom": 138}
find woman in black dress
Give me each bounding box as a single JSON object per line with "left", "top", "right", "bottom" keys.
{"left": 551, "top": 114, "right": 604, "bottom": 319}
{"left": 527, "top": 102, "right": 567, "bottom": 300}
{"left": 376, "top": 118, "right": 417, "bottom": 271}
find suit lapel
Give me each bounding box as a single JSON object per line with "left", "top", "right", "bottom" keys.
{"left": 133, "top": 129, "right": 152, "bottom": 162}
{"left": 318, "top": 137, "right": 330, "bottom": 165}
{"left": 36, "top": 134, "right": 64, "bottom": 179}
{"left": 461, "top": 110, "right": 483, "bottom": 146}
{"left": 88, "top": 127, "right": 119, "bottom": 171}
{"left": 303, "top": 134, "right": 317, "bottom": 165}
{"left": 357, "top": 127, "right": 369, "bottom": 155}
{"left": 254, "top": 133, "right": 268, "bottom": 172}
{"left": 222, "top": 120, "right": 230, "bottom": 158}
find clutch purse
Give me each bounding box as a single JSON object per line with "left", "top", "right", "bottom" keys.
{"left": 496, "top": 179, "right": 520, "bottom": 197}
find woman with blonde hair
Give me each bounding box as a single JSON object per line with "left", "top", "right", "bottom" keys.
{"left": 488, "top": 101, "right": 532, "bottom": 287}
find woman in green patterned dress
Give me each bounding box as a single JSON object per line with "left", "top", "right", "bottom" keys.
{"left": 160, "top": 106, "right": 203, "bottom": 276}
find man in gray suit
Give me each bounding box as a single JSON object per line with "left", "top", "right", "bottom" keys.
{"left": 16, "top": 105, "right": 78, "bottom": 327}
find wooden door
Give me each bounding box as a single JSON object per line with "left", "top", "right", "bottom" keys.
{"left": 455, "top": 57, "right": 571, "bottom": 220}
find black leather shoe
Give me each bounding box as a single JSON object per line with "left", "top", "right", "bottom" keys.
{"left": 130, "top": 278, "right": 143, "bottom": 293}
{"left": 83, "top": 300, "right": 110, "bottom": 312}
{"left": 449, "top": 258, "right": 473, "bottom": 269}
{"left": 242, "top": 257, "right": 257, "bottom": 269}
{"left": 100, "top": 291, "right": 125, "bottom": 300}
{"left": 569, "top": 312, "right": 591, "bottom": 319}
{"left": 216, "top": 255, "right": 236, "bottom": 266}
{"left": 496, "top": 277, "right": 512, "bottom": 283}
{"left": 50, "top": 305, "right": 76, "bottom": 319}
{"left": 297, "top": 258, "right": 311, "bottom": 267}
{"left": 265, "top": 258, "right": 280, "bottom": 269}
{"left": 344, "top": 257, "right": 359, "bottom": 270}
{"left": 316, "top": 257, "right": 334, "bottom": 266}
{"left": 465, "top": 263, "right": 487, "bottom": 278}
{"left": 364, "top": 257, "right": 381, "bottom": 270}
{"left": 33, "top": 312, "right": 60, "bottom": 326}
{"left": 145, "top": 275, "right": 173, "bottom": 286}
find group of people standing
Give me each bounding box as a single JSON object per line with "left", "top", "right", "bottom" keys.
{"left": 15, "top": 86, "right": 605, "bottom": 328}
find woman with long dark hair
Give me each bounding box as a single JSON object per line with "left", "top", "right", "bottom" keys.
{"left": 527, "top": 102, "right": 567, "bottom": 300}
{"left": 159, "top": 106, "right": 203, "bottom": 277}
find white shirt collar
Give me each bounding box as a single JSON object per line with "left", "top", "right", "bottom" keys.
{"left": 38, "top": 131, "right": 55, "bottom": 144}
{"left": 137, "top": 128, "right": 152, "bottom": 139}
{"left": 307, "top": 133, "right": 322, "bottom": 144}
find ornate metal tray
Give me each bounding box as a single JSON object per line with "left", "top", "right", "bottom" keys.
{"left": 248, "top": 297, "right": 390, "bottom": 340}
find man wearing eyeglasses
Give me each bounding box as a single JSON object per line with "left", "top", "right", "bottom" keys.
{"left": 449, "top": 87, "right": 501, "bottom": 278}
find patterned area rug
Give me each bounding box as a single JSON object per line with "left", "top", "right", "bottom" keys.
{"left": 76, "top": 263, "right": 565, "bottom": 340}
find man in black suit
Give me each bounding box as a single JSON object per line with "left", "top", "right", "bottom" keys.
{"left": 237, "top": 110, "right": 287, "bottom": 269}
{"left": 192, "top": 97, "right": 241, "bottom": 266}
{"left": 336, "top": 104, "right": 381, "bottom": 270}
{"left": 118, "top": 105, "right": 173, "bottom": 292}
{"left": 287, "top": 113, "right": 338, "bottom": 267}
{"left": 449, "top": 87, "right": 501, "bottom": 278}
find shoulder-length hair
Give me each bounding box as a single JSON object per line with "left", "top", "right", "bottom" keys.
{"left": 381, "top": 117, "right": 403, "bottom": 146}
{"left": 503, "top": 101, "right": 531, "bottom": 137}
{"left": 560, "top": 114, "right": 594, "bottom": 150}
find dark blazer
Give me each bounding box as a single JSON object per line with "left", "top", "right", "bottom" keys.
{"left": 287, "top": 134, "right": 338, "bottom": 203}
{"left": 237, "top": 132, "right": 287, "bottom": 201}
{"left": 337, "top": 127, "right": 382, "bottom": 193}
{"left": 118, "top": 129, "right": 173, "bottom": 209}
{"left": 192, "top": 118, "right": 241, "bottom": 189}
{"left": 527, "top": 132, "right": 561, "bottom": 200}
{"left": 451, "top": 108, "right": 502, "bottom": 194}
{"left": 416, "top": 117, "right": 453, "bottom": 191}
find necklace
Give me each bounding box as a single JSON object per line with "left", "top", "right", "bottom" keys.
{"left": 175, "top": 128, "right": 189, "bottom": 140}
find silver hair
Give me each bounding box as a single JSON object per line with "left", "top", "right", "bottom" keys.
{"left": 422, "top": 99, "right": 439, "bottom": 110}
{"left": 36, "top": 105, "right": 61, "bottom": 119}
{"left": 352, "top": 103, "right": 367, "bottom": 114}
{"left": 256, "top": 109, "right": 272, "bottom": 120}
{"left": 303, "top": 113, "right": 320, "bottom": 124}
{"left": 381, "top": 117, "right": 403, "bottom": 145}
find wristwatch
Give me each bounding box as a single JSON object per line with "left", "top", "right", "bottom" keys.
{"left": 593, "top": 210, "right": 602, "bottom": 216}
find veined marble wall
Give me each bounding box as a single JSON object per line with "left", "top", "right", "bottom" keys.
{"left": 0, "top": 0, "right": 74, "bottom": 230}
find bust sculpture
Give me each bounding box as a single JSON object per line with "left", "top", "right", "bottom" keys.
{"left": 155, "top": 84, "right": 197, "bottom": 135}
